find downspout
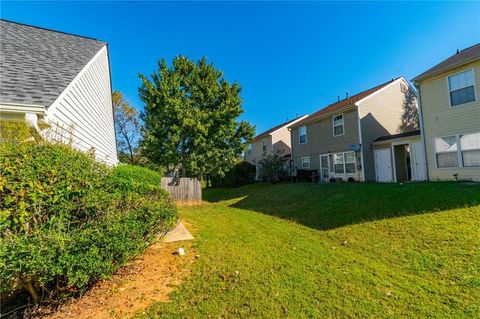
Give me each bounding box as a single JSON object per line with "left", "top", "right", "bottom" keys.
{"left": 415, "top": 83, "right": 429, "bottom": 181}
{"left": 354, "top": 103, "right": 366, "bottom": 182}
{"left": 288, "top": 127, "right": 295, "bottom": 178}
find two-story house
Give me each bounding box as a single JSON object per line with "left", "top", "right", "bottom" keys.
{"left": 289, "top": 77, "right": 420, "bottom": 182}
{"left": 245, "top": 115, "right": 308, "bottom": 179}
{"left": 413, "top": 44, "right": 480, "bottom": 182}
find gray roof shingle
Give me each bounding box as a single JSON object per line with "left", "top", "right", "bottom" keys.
{"left": 0, "top": 19, "right": 106, "bottom": 107}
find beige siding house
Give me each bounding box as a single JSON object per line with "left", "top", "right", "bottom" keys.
{"left": 290, "top": 77, "right": 419, "bottom": 182}
{"left": 245, "top": 115, "right": 308, "bottom": 179}
{"left": 413, "top": 44, "right": 480, "bottom": 182}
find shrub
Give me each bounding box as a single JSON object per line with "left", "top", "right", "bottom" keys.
{"left": 0, "top": 140, "right": 178, "bottom": 305}
{"left": 211, "top": 161, "right": 256, "bottom": 187}
{"left": 258, "top": 151, "right": 287, "bottom": 183}
{"left": 113, "top": 163, "right": 162, "bottom": 188}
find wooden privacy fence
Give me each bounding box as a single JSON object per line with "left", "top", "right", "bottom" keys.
{"left": 161, "top": 177, "right": 202, "bottom": 204}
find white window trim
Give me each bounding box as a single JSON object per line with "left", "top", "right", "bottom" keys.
{"left": 333, "top": 151, "right": 356, "bottom": 175}
{"left": 301, "top": 156, "right": 310, "bottom": 169}
{"left": 434, "top": 132, "right": 480, "bottom": 169}
{"left": 332, "top": 114, "right": 345, "bottom": 137}
{"left": 262, "top": 139, "right": 267, "bottom": 153}
{"left": 447, "top": 68, "right": 477, "bottom": 108}
{"left": 299, "top": 126, "right": 307, "bottom": 144}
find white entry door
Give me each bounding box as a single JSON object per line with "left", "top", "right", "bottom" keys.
{"left": 375, "top": 148, "right": 393, "bottom": 182}
{"left": 412, "top": 142, "right": 427, "bottom": 181}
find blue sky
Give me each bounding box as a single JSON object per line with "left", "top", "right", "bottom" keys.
{"left": 2, "top": 1, "right": 479, "bottom": 134}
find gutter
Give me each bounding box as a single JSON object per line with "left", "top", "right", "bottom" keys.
{"left": 0, "top": 102, "right": 46, "bottom": 133}
{"left": 414, "top": 83, "right": 430, "bottom": 181}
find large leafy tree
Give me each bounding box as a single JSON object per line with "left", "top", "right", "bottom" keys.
{"left": 113, "top": 91, "right": 141, "bottom": 164}
{"left": 139, "top": 56, "right": 254, "bottom": 180}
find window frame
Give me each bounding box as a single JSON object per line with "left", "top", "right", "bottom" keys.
{"left": 247, "top": 143, "right": 252, "bottom": 156}
{"left": 262, "top": 139, "right": 267, "bottom": 153}
{"left": 299, "top": 126, "right": 307, "bottom": 144}
{"left": 301, "top": 156, "right": 310, "bottom": 169}
{"left": 447, "top": 68, "right": 477, "bottom": 108}
{"left": 434, "top": 133, "right": 480, "bottom": 169}
{"left": 333, "top": 151, "right": 356, "bottom": 175}
{"left": 332, "top": 114, "right": 345, "bottom": 137}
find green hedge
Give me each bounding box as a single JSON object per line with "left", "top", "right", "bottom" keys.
{"left": 0, "top": 141, "right": 178, "bottom": 304}
{"left": 211, "top": 161, "right": 256, "bottom": 188}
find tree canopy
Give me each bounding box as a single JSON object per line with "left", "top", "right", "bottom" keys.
{"left": 113, "top": 91, "right": 141, "bottom": 164}
{"left": 139, "top": 56, "right": 254, "bottom": 179}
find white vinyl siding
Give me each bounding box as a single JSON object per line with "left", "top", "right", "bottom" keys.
{"left": 448, "top": 69, "right": 476, "bottom": 107}
{"left": 301, "top": 156, "right": 310, "bottom": 168}
{"left": 333, "top": 114, "right": 344, "bottom": 136}
{"left": 45, "top": 46, "right": 117, "bottom": 165}
{"left": 299, "top": 126, "right": 307, "bottom": 144}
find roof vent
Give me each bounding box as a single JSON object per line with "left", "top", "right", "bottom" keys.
{"left": 456, "top": 49, "right": 460, "bottom": 54}
{"left": 337, "top": 96, "right": 340, "bottom": 102}
{"left": 345, "top": 93, "right": 349, "bottom": 99}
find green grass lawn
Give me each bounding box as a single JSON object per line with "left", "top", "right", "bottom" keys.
{"left": 143, "top": 182, "right": 480, "bottom": 318}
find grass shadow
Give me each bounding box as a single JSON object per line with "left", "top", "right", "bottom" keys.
{"left": 203, "top": 182, "right": 480, "bottom": 230}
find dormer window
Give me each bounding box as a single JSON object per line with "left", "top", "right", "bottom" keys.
{"left": 448, "top": 69, "right": 476, "bottom": 107}
{"left": 333, "top": 114, "right": 344, "bottom": 137}
{"left": 299, "top": 126, "right": 307, "bottom": 144}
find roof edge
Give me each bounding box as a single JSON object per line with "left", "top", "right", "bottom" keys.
{"left": 289, "top": 104, "right": 357, "bottom": 129}
{"left": 0, "top": 18, "right": 107, "bottom": 45}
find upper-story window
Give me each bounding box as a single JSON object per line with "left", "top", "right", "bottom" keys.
{"left": 299, "top": 126, "right": 307, "bottom": 144}
{"left": 262, "top": 139, "right": 267, "bottom": 152}
{"left": 333, "top": 114, "right": 344, "bottom": 137}
{"left": 247, "top": 143, "right": 252, "bottom": 155}
{"left": 448, "top": 69, "right": 476, "bottom": 107}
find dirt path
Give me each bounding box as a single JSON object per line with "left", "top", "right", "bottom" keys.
{"left": 42, "top": 237, "right": 195, "bottom": 319}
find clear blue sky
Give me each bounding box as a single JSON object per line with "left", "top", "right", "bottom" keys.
{"left": 2, "top": 1, "right": 479, "bottom": 134}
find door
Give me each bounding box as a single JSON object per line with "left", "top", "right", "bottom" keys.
{"left": 319, "top": 154, "right": 330, "bottom": 182}
{"left": 412, "top": 142, "right": 427, "bottom": 181}
{"left": 375, "top": 148, "right": 393, "bottom": 182}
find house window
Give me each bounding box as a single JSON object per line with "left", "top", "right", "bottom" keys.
{"left": 299, "top": 126, "right": 307, "bottom": 144}
{"left": 435, "top": 136, "right": 459, "bottom": 168}
{"left": 247, "top": 143, "right": 252, "bottom": 155}
{"left": 460, "top": 133, "right": 480, "bottom": 167}
{"left": 333, "top": 114, "right": 344, "bottom": 136}
{"left": 262, "top": 139, "right": 267, "bottom": 153}
{"left": 301, "top": 156, "right": 310, "bottom": 168}
{"left": 448, "top": 69, "right": 476, "bottom": 107}
{"left": 333, "top": 151, "right": 356, "bottom": 174}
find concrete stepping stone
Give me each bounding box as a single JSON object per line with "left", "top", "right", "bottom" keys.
{"left": 164, "top": 222, "right": 194, "bottom": 243}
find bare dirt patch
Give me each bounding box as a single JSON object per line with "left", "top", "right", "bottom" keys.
{"left": 40, "top": 236, "right": 195, "bottom": 319}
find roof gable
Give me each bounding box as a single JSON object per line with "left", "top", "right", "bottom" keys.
{"left": 291, "top": 78, "right": 399, "bottom": 128}
{"left": 413, "top": 43, "right": 480, "bottom": 83}
{"left": 253, "top": 115, "right": 307, "bottom": 141}
{"left": 0, "top": 19, "right": 106, "bottom": 107}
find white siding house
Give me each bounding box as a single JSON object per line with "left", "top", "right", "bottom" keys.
{"left": 0, "top": 19, "right": 118, "bottom": 165}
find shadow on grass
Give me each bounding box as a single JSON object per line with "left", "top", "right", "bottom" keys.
{"left": 203, "top": 182, "right": 480, "bottom": 230}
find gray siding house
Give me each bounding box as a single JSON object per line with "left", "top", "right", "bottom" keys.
{"left": 245, "top": 115, "right": 308, "bottom": 179}
{"left": 289, "top": 77, "right": 421, "bottom": 182}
